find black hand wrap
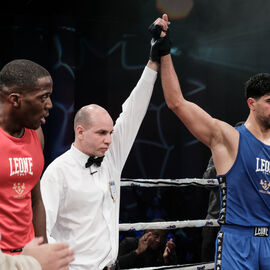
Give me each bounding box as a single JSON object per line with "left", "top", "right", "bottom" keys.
{"left": 149, "top": 23, "right": 162, "bottom": 40}
{"left": 148, "top": 23, "right": 172, "bottom": 62}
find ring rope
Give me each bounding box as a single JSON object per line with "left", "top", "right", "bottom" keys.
{"left": 119, "top": 219, "right": 219, "bottom": 231}
{"left": 122, "top": 262, "right": 214, "bottom": 270}
{"left": 120, "top": 178, "right": 218, "bottom": 269}
{"left": 121, "top": 178, "right": 219, "bottom": 188}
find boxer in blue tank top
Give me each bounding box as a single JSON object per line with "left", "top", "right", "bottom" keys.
{"left": 216, "top": 123, "right": 270, "bottom": 269}
{"left": 153, "top": 15, "right": 270, "bottom": 268}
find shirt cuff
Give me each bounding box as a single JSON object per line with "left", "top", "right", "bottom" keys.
{"left": 142, "top": 66, "right": 158, "bottom": 85}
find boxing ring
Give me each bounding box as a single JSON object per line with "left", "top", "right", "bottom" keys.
{"left": 119, "top": 178, "right": 219, "bottom": 270}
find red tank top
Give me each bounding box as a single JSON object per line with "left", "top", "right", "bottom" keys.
{"left": 0, "top": 127, "right": 44, "bottom": 251}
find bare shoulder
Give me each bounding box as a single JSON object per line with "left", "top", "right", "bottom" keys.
{"left": 36, "top": 127, "right": 44, "bottom": 150}
{"left": 220, "top": 120, "right": 239, "bottom": 139}
{"left": 212, "top": 120, "right": 240, "bottom": 174}
{"left": 212, "top": 120, "right": 240, "bottom": 152}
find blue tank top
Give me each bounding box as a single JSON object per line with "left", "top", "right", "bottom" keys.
{"left": 218, "top": 124, "right": 270, "bottom": 226}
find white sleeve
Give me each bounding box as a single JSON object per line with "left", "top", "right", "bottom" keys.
{"left": 0, "top": 250, "right": 41, "bottom": 270}
{"left": 108, "top": 66, "right": 157, "bottom": 172}
{"left": 40, "top": 165, "right": 62, "bottom": 243}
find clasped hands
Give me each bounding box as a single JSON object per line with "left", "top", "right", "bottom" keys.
{"left": 149, "top": 14, "right": 172, "bottom": 62}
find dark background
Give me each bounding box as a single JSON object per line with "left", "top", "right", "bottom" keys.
{"left": 1, "top": 0, "right": 270, "bottom": 265}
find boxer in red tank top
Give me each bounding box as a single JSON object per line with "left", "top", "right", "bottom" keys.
{"left": 0, "top": 59, "right": 52, "bottom": 254}
{"left": 0, "top": 127, "right": 44, "bottom": 252}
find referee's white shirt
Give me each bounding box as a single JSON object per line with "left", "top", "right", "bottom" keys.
{"left": 41, "top": 66, "right": 157, "bottom": 270}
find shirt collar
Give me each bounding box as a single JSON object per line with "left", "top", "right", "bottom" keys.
{"left": 70, "top": 144, "right": 89, "bottom": 168}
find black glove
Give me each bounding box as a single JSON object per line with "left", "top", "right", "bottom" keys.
{"left": 149, "top": 38, "right": 161, "bottom": 62}
{"left": 148, "top": 23, "right": 172, "bottom": 62}
{"left": 149, "top": 23, "right": 162, "bottom": 62}
{"left": 149, "top": 23, "right": 162, "bottom": 40}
